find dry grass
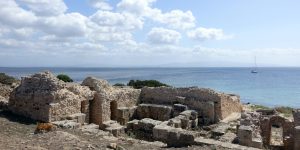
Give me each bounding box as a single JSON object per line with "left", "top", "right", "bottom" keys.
{"left": 36, "top": 123, "right": 55, "bottom": 133}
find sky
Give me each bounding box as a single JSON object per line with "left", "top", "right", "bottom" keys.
{"left": 1, "top": 0, "right": 300, "bottom": 67}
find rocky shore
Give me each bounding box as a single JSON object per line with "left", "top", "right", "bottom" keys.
{"left": 0, "top": 71, "right": 299, "bottom": 150}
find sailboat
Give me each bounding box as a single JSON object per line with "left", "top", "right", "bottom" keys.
{"left": 251, "top": 56, "right": 258, "bottom": 73}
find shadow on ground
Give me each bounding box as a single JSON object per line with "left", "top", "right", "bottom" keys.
{"left": 0, "top": 109, "right": 36, "bottom": 125}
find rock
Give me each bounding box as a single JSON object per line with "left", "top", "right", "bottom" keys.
{"left": 0, "top": 96, "right": 8, "bottom": 110}
{"left": 212, "top": 123, "right": 230, "bottom": 137}
{"left": 52, "top": 120, "right": 81, "bottom": 129}
{"left": 107, "top": 143, "right": 117, "bottom": 149}
{"left": 103, "top": 121, "right": 125, "bottom": 137}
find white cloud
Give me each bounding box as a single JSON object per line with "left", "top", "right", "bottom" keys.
{"left": 0, "top": 0, "right": 239, "bottom": 67}
{"left": 117, "top": 0, "right": 157, "bottom": 16}
{"left": 89, "top": 0, "right": 112, "bottom": 10}
{"left": 153, "top": 10, "right": 196, "bottom": 30}
{"left": 19, "top": 0, "right": 67, "bottom": 16}
{"left": 90, "top": 10, "right": 143, "bottom": 30}
{"left": 38, "top": 13, "right": 88, "bottom": 38}
{"left": 117, "top": 0, "right": 195, "bottom": 30}
{"left": 187, "top": 27, "right": 233, "bottom": 41}
{"left": 0, "top": 0, "right": 37, "bottom": 27}
{"left": 147, "top": 27, "right": 181, "bottom": 44}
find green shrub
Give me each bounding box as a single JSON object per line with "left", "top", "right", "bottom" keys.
{"left": 113, "top": 83, "right": 126, "bottom": 86}
{"left": 275, "top": 106, "right": 293, "bottom": 117}
{"left": 57, "top": 74, "right": 73, "bottom": 82}
{"left": 250, "top": 104, "right": 270, "bottom": 110}
{"left": 0, "top": 73, "right": 18, "bottom": 85}
{"left": 127, "top": 79, "right": 170, "bottom": 89}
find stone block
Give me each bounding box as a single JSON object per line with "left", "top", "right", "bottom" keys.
{"left": 173, "top": 104, "right": 188, "bottom": 117}
{"left": 166, "top": 129, "right": 198, "bottom": 147}
{"left": 138, "top": 118, "right": 162, "bottom": 132}
{"left": 237, "top": 125, "right": 253, "bottom": 146}
{"left": 137, "top": 104, "right": 172, "bottom": 121}
{"left": 116, "top": 106, "right": 136, "bottom": 125}
{"left": 153, "top": 122, "right": 171, "bottom": 142}
{"left": 294, "top": 126, "right": 300, "bottom": 150}
{"left": 67, "top": 113, "right": 86, "bottom": 125}
{"left": 126, "top": 119, "right": 139, "bottom": 131}
{"left": 293, "top": 109, "right": 300, "bottom": 126}
{"left": 180, "top": 110, "right": 198, "bottom": 120}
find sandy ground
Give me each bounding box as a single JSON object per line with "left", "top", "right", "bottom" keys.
{"left": 0, "top": 109, "right": 234, "bottom": 150}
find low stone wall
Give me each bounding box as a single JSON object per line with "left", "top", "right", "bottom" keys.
{"left": 140, "top": 87, "right": 242, "bottom": 123}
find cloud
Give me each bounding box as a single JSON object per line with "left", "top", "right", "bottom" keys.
{"left": 0, "top": 0, "right": 238, "bottom": 67}
{"left": 147, "top": 27, "right": 181, "bottom": 44}
{"left": 89, "top": 0, "right": 112, "bottom": 10}
{"left": 89, "top": 10, "right": 143, "bottom": 30}
{"left": 38, "top": 13, "right": 88, "bottom": 38}
{"left": 117, "top": 0, "right": 195, "bottom": 30}
{"left": 19, "top": 0, "right": 67, "bottom": 16}
{"left": 187, "top": 27, "right": 233, "bottom": 41}
{"left": 117, "top": 0, "right": 157, "bottom": 16}
{"left": 153, "top": 10, "right": 196, "bottom": 30}
{"left": 0, "top": 0, "right": 37, "bottom": 28}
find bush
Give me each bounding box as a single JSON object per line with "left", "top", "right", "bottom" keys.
{"left": 127, "top": 79, "right": 170, "bottom": 89}
{"left": 57, "top": 74, "right": 73, "bottom": 82}
{"left": 113, "top": 83, "right": 126, "bottom": 87}
{"left": 0, "top": 73, "right": 18, "bottom": 85}
{"left": 275, "top": 106, "right": 293, "bottom": 117}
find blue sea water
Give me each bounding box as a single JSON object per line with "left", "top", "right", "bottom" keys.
{"left": 1, "top": 67, "right": 300, "bottom": 108}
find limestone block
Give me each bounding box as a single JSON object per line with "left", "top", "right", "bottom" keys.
{"left": 138, "top": 118, "right": 162, "bottom": 132}
{"left": 126, "top": 119, "right": 139, "bottom": 131}
{"left": 116, "top": 106, "right": 136, "bottom": 125}
{"left": 173, "top": 104, "right": 188, "bottom": 117}
{"left": 166, "top": 129, "right": 198, "bottom": 147}
{"left": 105, "top": 126, "right": 125, "bottom": 137}
{"left": 180, "top": 110, "right": 198, "bottom": 120}
{"left": 294, "top": 126, "right": 300, "bottom": 150}
{"left": 168, "top": 117, "right": 182, "bottom": 128}
{"left": 237, "top": 125, "right": 253, "bottom": 146}
{"left": 153, "top": 121, "right": 171, "bottom": 142}
{"left": 137, "top": 104, "right": 172, "bottom": 121}
{"left": 67, "top": 113, "right": 86, "bottom": 125}
{"left": 293, "top": 109, "right": 300, "bottom": 126}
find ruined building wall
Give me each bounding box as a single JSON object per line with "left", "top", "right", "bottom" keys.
{"left": 8, "top": 72, "right": 94, "bottom": 122}
{"left": 82, "top": 77, "right": 140, "bottom": 126}
{"left": 140, "top": 87, "right": 242, "bottom": 122}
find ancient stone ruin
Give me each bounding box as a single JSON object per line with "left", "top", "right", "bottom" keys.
{"left": 237, "top": 108, "right": 300, "bottom": 149}
{"left": 9, "top": 72, "right": 94, "bottom": 123}
{"left": 2, "top": 71, "right": 281, "bottom": 149}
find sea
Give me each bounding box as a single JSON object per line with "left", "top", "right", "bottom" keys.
{"left": 1, "top": 67, "right": 300, "bottom": 108}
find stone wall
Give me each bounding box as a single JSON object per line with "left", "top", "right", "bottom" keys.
{"left": 82, "top": 77, "right": 140, "bottom": 126}
{"left": 0, "top": 83, "right": 14, "bottom": 99}
{"left": 8, "top": 72, "right": 94, "bottom": 122}
{"left": 140, "top": 87, "right": 242, "bottom": 123}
